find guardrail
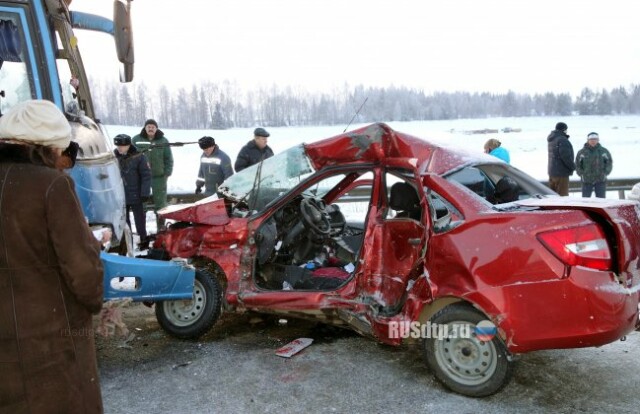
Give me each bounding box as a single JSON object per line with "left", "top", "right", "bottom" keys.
{"left": 587, "top": 178, "right": 638, "bottom": 200}
{"left": 165, "top": 178, "right": 638, "bottom": 206}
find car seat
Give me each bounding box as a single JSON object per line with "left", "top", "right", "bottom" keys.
{"left": 389, "top": 182, "right": 421, "bottom": 221}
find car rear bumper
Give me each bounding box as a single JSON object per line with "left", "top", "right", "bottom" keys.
{"left": 476, "top": 268, "right": 640, "bottom": 353}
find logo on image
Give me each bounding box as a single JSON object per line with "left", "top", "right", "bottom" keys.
{"left": 474, "top": 320, "right": 497, "bottom": 341}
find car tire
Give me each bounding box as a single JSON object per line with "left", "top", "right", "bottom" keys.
{"left": 155, "top": 269, "right": 222, "bottom": 339}
{"left": 423, "top": 303, "right": 513, "bottom": 397}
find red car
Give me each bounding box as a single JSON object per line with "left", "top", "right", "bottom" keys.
{"left": 151, "top": 123, "right": 640, "bottom": 397}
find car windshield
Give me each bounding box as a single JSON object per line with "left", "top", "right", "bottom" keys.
{"left": 219, "top": 144, "right": 315, "bottom": 209}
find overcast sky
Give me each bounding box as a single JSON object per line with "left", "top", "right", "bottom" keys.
{"left": 71, "top": 0, "right": 640, "bottom": 96}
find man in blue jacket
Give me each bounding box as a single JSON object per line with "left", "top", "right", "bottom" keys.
{"left": 114, "top": 134, "right": 152, "bottom": 249}
{"left": 547, "top": 122, "right": 575, "bottom": 196}
{"left": 196, "top": 136, "right": 234, "bottom": 196}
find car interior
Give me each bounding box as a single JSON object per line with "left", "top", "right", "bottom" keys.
{"left": 252, "top": 169, "right": 425, "bottom": 291}
{"left": 253, "top": 170, "right": 373, "bottom": 291}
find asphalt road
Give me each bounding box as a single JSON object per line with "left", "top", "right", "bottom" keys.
{"left": 97, "top": 304, "right": 640, "bottom": 413}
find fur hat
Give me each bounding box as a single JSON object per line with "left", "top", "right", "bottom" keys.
{"left": 0, "top": 100, "right": 71, "bottom": 149}
{"left": 555, "top": 122, "right": 568, "bottom": 132}
{"left": 587, "top": 132, "right": 599, "bottom": 140}
{"left": 484, "top": 138, "right": 501, "bottom": 151}
{"left": 114, "top": 134, "right": 132, "bottom": 146}
{"left": 144, "top": 119, "right": 158, "bottom": 128}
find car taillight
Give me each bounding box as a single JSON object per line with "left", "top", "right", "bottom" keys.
{"left": 537, "top": 223, "right": 612, "bottom": 271}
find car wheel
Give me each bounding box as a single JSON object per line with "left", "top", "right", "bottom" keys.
{"left": 155, "top": 269, "right": 222, "bottom": 339}
{"left": 423, "top": 303, "right": 513, "bottom": 397}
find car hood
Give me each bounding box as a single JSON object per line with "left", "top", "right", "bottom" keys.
{"left": 159, "top": 196, "right": 230, "bottom": 225}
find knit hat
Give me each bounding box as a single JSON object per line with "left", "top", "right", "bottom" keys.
{"left": 254, "top": 127, "right": 270, "bottom": 138}
{"left": 0, "top": 100, "right": 71, "bottom": 149}
{"left": 555, "top": 122, "right": 568, "bottom": 132}
{"left": 587, "top": 132, "right": 599, "bottom": 140}
{"left": 144, "top": 119, "right": 158, "bottom": 128}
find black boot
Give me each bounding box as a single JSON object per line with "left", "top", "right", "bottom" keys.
{"left": 138, "top": 236, "right": 150, "bottom": 251}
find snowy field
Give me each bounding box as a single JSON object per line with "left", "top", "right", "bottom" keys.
{"left": 105, "top": 115, "right": 640, "bottom": 195}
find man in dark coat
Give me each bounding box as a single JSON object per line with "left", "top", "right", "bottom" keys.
{"left": 114, "top": 134, "right": 152, "bottom": 247}
{"left": 575, "top": 132, "right": 613, "bottom": 198}
{"left": 195, "top": 136, "right": 234, "bottom": 196}
{"left": 132, "top": 119, "right": 173, "bottom": 230}
{"left": 547, "top": 122, "right": 575, "bottom": 196}
{"left": 0, "top": 100, "right": 104, "bottom": 413}
{"left": 234, "top": 127, "right": 274, "bottom": 172}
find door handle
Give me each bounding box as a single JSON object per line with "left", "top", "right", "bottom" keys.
{"left": 408, "top": 238, "right": 421, "bottom": 245}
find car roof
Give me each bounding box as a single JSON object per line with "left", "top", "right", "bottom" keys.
{"left": 303, "top": 122, "right": 488, "bottom": 175}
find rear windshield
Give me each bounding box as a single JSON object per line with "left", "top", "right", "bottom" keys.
{"left": 445, "top": 163, "right": 554, "bottom": 206}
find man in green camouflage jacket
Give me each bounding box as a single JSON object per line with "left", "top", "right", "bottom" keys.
{"left": 575, "top": 132, "right": 613, "bottom": 198}
{"left": 132, "top": 119, "right": 174, "bottom": 229}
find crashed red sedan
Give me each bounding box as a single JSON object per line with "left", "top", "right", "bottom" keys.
{"left": 151, "top": 123, "right": 640, "bottom": 397}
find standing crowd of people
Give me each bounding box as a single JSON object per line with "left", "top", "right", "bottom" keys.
{"left": 484, "top": 121, "right": 615, "bottom": 198}
{"left": 546, "top": 121, "right": 613, "bottom": 197}
{"left": 114, "top": 123, "right": 274, "bottom": 243}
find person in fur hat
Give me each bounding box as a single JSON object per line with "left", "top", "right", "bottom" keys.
{"left": 0, "top": 100, "right": 104, "bottom": 413}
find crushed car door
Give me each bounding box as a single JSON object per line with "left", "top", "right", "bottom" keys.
{"left": 361, "top": 170, "right": 426, "bottom": 315}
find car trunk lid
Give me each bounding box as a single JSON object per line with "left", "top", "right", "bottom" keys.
{"left": 517, "top": 197, "right": 640, "bottom": 289}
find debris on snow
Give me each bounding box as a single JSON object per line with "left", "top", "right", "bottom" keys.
{"left": 276, "top": 337, "right": 313, "bottom": 358}
{"left": 172, "top": 361, "right": 192, "bottom": 370}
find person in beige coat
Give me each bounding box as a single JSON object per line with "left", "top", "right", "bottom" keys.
{"left": 0, "top": 100, "right": 104, "bottom": 413}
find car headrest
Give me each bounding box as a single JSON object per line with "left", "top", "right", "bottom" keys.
{"left": 389, "top": 182, "right": 420, "bottom": 212}
{"left": 493, "top": 176, "right": 520, "bottom": 203}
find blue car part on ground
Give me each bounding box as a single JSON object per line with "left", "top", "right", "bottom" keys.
{"left": 101, "top": 251, "right": 195, "bottom": 302}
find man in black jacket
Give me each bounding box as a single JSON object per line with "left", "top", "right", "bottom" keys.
{"left": 114, "top": 134, "right": 152, "bottom": 248}
{"left": 547, "top": 122, "right": 575, "bottom": 196}
{"left": 234, "top": 127, "right": 274, "bottom": 172}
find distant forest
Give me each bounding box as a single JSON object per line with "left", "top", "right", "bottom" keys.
{"left": 89, "top": 79, "right": 640, "bottom": 129}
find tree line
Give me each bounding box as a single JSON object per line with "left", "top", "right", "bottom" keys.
{"left": 88, "top": 79, "right": 640, "bottom": 129}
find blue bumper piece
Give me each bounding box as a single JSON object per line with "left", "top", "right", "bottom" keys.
{"left": 102, "top": 252, "right": 195, "bottom": 302}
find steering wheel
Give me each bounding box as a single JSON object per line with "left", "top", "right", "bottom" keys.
{"left": 299, "top": 198, "right": 331, "bottom": 236}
